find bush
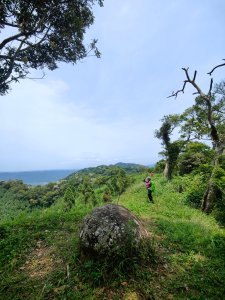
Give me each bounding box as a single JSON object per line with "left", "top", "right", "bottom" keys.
{"left": 184, "top": 181, "right": 207, "bottom": 208}
{"left": 211, "top": 165, "right": 225, "bottom": 224}
{"left": 172, "top": 175, "right": 207, "bottom": 208}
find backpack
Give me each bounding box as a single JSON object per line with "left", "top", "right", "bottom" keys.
{"left": 145, "top": 180, "right": 151, "bottom": 189}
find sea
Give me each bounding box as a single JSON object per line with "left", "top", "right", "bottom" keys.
{"left": 0, "top": 169, "right": 77, "bottom": 186}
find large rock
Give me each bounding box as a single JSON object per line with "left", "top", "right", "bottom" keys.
{"left": 79, "top": 204, "right": 149, "bottom": 258}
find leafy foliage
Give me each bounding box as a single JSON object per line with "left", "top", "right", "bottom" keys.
{"left": 0, "top": 0, "right": 103, "bottom": 94}
{"left": 154, "top": 159, "right": 166, "bottom": 173}
{"left": 177, "top": 142, "right": 214, "bottom": 175}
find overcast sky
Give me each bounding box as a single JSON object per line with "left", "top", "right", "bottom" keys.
{"left": 0, "top": 0, "right": 225, "bottom": 171}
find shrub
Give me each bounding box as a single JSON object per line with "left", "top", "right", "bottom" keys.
{"left": 184, "top": 181, "right": 207, "bottom": 208}
{"left": 172, "top": 175, "right": 207, "bottom": 208}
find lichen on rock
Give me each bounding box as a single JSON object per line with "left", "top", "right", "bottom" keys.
{"left": 79, "top": 204, "right": 149, "bottom": 258}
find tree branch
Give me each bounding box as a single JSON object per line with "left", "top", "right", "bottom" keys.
{"left": 167, "top": 81, "right": 187, "bottom": 98}
{"left": 168, "top": 68, "right": 205, "bottom": 98}
{"left": 18, "top": 26, "right": 51, "bottom": 54}
{"left": 26, "top": 72, "right": 46, "bottom": 80}
{"left": 0, "top": 32, "right": 33, "bottom": 50}
{"left": 208, "top": 78, "right": 213, "bottom": 96}
{"left": 0, "top": 54, "right": 24, "bottom": 62}
{"left": 0, "top": 37, "right": 28, "bottom": 85}
{"left": 2, "top": 22, "right": 19, "bottom": 28}
{"left": 193, "top": 70, "right": 197, "bottom": 82}
{"left": 182, "top": 67, "right": 191, "bottom": 81}
{"left": 207, "top": 59, "right": 225, "bottom": 76}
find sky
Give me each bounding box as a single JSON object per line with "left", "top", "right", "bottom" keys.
{"left": 0, "top": 0, "right": 225, "bottom": 172}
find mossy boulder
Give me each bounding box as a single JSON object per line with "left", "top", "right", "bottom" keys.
{"left": 79, "top": 204, "right": 149, "bottom": 258}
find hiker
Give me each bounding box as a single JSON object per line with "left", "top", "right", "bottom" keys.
{"left": 144, "top": 177, "right": 154, "bottom": 203}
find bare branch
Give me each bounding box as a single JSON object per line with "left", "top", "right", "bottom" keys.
{"left": 167, "top": 80, "right": 187, "bottom": 98}
{"left": 207, "top": 59, "right": 225, "bottom": 76}
{"left": 27, "top": 72, "right": 46, "bottom": 80}
{"left": 182, "top": 67, "right": 191, "bottom": 81}
{"left": 168, "top": 68, "right": 202, "bottom": 98}
{"left": 168, "top": 67, "right": 206, "bottom": 99}
{"left": 208, "top": 78, "right": 213, "bottom": 96}
{"left": 193, "top": 70, "right": 197, "bottom": 82}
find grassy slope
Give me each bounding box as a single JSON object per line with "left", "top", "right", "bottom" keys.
{"left": 0, "top": 175, "right": 225, "bottom": 299}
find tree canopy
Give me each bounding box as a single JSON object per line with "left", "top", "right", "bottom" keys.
{"left": 0, "top": 0, "right": 103, "bottom": 95}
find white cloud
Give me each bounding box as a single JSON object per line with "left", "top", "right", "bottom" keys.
{"left": 0, "top": 79, "right": 160, "bottom": 171}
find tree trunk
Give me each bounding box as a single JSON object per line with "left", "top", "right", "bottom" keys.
{"left": 163, "top": 162, "right": 168, "bottom": 179}
{"left": 202, "top": 142, "right": 224, "bottom": 213}
{"left": 202, "top": 178, "right": 217, "bottom": 213}
{"left": 163, "top": 161, "right": 172, "bottom": 181}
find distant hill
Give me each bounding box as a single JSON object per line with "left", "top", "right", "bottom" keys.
{"left": 0, "top": 169, "right": 77, "bottom": 185}
{"left": 114, "top": 162, "right": 149, "bottom": 173}
{"left": 0, "top": 163, "right": 150, "bottom": 186}
{"left": 66, "top": 162, "right": 147, "bottom": 180}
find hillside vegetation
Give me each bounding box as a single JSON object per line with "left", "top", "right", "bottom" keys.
{"left": 0, "top": 165, "right": 225, "bottom": 299}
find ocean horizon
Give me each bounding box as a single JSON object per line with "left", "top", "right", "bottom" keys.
{"left": 0, "top": 169, "right": 77, "bottom": 185}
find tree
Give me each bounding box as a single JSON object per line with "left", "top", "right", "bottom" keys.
{"left": 64, "top": 186, "right": 75, "bottom": 210}
{"left": 169, "top": 61, "right": 225, "bottom": 212}
{"left": 102, "top": 186, "right": 112, "bottom": 203}
{"left": 154, "top": 159, "right": 166, "bottom": 174}
{"left": 0, "top": 0, "right": 103, "bottom": 95}
{"left": 155, "top": 114, "right": 183, "bottom": 180}
{"left": 108, "top": 168, "right": 129, "bottom": 197}
{"left": 177, "top": 142, "right": 214, "bottom": 175}
{"left": 78, "top": 176, "right": 96, "bottom": 205}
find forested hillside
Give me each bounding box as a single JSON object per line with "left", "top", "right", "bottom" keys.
{"left": 0, "top": 164, "right": 225, "bottom": 299}
{"left": 0, "top": 163, "right": 144, "bottom": 223}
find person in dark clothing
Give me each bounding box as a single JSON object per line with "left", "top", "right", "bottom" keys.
{"left": 144, "top": 177, "right": 154, "bottom": 203}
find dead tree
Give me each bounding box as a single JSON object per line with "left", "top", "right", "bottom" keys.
{"left": 168, "top": 60, "right": 225, "bottom": 213}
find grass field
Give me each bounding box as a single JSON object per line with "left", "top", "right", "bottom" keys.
{"left": 1, "top": 174, "right": 225, "bottom": 299}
